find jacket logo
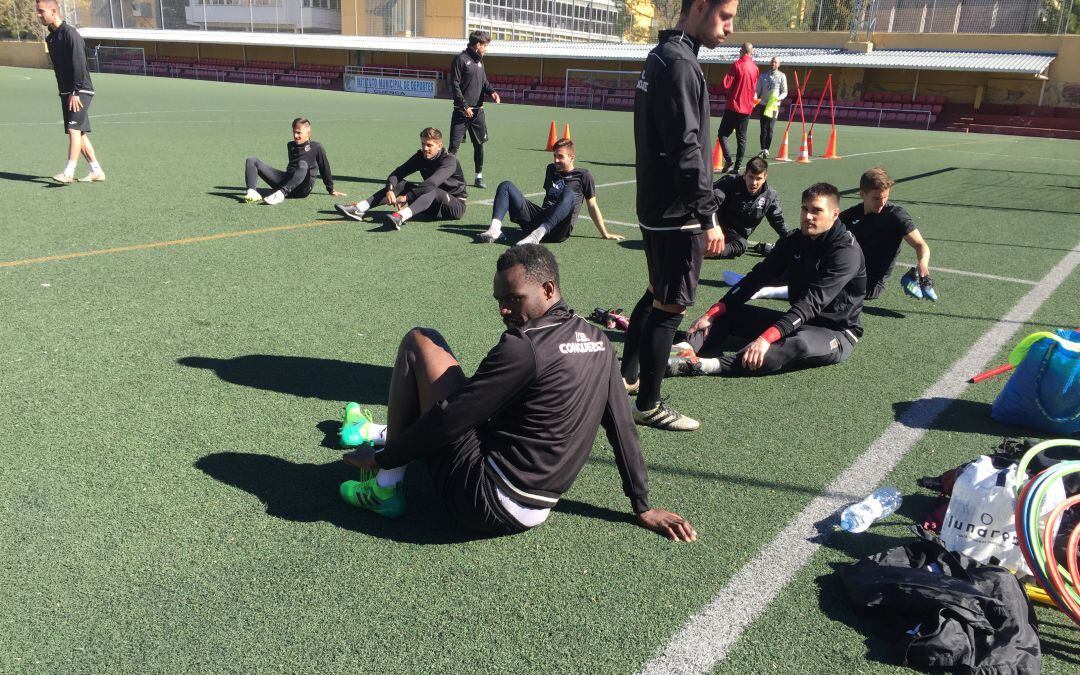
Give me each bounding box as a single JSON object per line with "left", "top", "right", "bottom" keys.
{"left": 575, "top": 332, "right": 589, "bottom": 342}
{"left": 560, "top": 333, "right": 605, "bottom": 354}
{"left": 304, "top": 144, "right": 310, "bottom": 152}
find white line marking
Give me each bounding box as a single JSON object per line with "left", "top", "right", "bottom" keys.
{"left": 894, "top": 261, "right": 1037, "bottom": 285}
{"left": 640, "top": 240, "right": 1080, "bottom": 675}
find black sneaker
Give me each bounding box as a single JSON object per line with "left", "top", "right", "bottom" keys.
{"left": 730, "top": 164, "right": 741, "bottom": 175}
{"left": 752, "top": 241, "right": 774, "bottom": 256}
{"left": 720, "top": 159, "right": 733, "bottom": 174}
{"left": 632, "top": 400, "right": 700, "bottom": 431}
{"left": 335, "top": 204, "right": 365, "bottom": 221}
{"left": 474, "top": 177, "right": 487, "bottom": 189}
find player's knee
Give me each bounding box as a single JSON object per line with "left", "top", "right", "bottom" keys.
{"left": 245, "top": 156, "right": 258, "bottom": 167}
{"left": 496, "top": 180, "right": 514, "bottom": 194}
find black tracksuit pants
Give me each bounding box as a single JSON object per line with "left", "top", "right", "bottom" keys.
{"left": 684, "top": 304, "right": 855, "bottom": 376}
{"left": 245, "top": 157, "right": 312, "bottom": 197}
{"left": 368, "top": 179, "right": 467, "bottom": 221}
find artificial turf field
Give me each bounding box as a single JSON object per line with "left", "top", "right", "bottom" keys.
{"left": 1, "top": 64, "right": 1079, "bottom": 674}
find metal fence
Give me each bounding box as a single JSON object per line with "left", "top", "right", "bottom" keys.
{"left": 30, "top": 0, "right": 1076, "bottom": 40}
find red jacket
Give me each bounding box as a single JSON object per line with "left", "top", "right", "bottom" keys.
{"left": 722, "top": 54, "right": 760, "bottom": 115}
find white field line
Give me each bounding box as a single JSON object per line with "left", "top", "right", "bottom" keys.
{"left": 639, "top": 239, "right": 1080, "bottom": 675}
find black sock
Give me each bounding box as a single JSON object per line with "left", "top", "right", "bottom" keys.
{"left": 635, "top": 308, "right": 683, "bottom": 410}
{"left": 620, "top": 291, "right": 654, "bottom": 383}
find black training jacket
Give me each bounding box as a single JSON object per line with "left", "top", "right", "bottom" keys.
{"left": 714, "top": 174, "right": 791, "bottom": 241}
{"left": 375, "top": 302, "right": 650, "bottom": 514}
{"left": 387, "top": 149, "right": 467, "bottom": 200}
{"left": 450, "top": 47, "right": 494, "bottom": 111}
{"left": 840, "top": 534, "right": 1040, "bottom": 674}
{"left": 722, "top": 219, "right": 866, "bottom": 339}
{"left": 286, "top": 140, "right": 335, "bottom": 193}
{"left": 634, "top": 31, "right": 719, "bottom": 232}
{"left": 45, "top": 22, "right": 93, "bottom": 97}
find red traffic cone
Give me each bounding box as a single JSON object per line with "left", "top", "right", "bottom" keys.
{"left": 774, "top": 130, "right": 791, "bottom": 162}
{"left": 822, "top": 127, "right": 841, "bottom": 159}
{"left": 545, "top": 121, "right": 558, "bottom": 151}
{"left": 807, "top": 131, "right": 814, "bottom": 157}
{"left": 563, "top": 123, "right": 571, "bottom": 141}
{"left": 712, "top": 140, "right": 722, "bottom": 171}
{"left": 795, "top": 132, "right": 811, "bottom": 164}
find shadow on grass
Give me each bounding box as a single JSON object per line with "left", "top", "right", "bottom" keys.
{"left": 195, "top": 452, "right": 486, "bottom": 544}
{"left": 617, "top": 239, "right": 644, "bottom": 251}
{"left": 177, "top": 355, "right": 391, "bottom": 404}
{"left": 207, "top": 191, "right": 247, "bottom": 203}
{"left": 862, "top": 305, "right": 907, "bottom": 319}
{"left": 890, "top": 397, "right": 1018, "bottom": 436}
{"left": 0, "top": 171, "right": 54, "bottom": 186}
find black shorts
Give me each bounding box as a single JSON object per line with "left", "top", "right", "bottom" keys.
{"left": 60, "top": 93, "right": 92, "bottom": 133}
{"left": 641, "top": 228, "right": 707, "bottom": 307}
{"left": 450, "top": 107, "right": 488, "bottom": 146}
{"left": 424, "top": 429, "right": 527, "bottom": 536}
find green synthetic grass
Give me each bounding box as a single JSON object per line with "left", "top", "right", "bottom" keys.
{"left": 1, "top": 65, "right": 1078, "bottom": 673}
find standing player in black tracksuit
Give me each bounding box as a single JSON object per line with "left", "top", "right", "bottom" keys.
{"left": 36, "top": 0, "right": 105, "bottom": 184}
{"left": 449, "top": 30, "right": 501, "bottom": 189}
{"left": 842, "top": 166, "right": 938, "bottom": 301}
{"left": 338, "top": 245, "right": 696, "bottom": 541}
{"left": 621, "top": 0, "right": 738, "bottom": 432}
{"left": 477, "top": 139, "right": 623, "bottom": 245}
{"left": 242, "top": 117, "right": 345, "bottom": 205}
{"left": 334, "top": 127, "right": 467, "bottom": 230}
{"left": 667, "top": 183, "right": 866, "bottom": 378}
{"left": 708, "top": 156, "right": 791, "bottom": 259}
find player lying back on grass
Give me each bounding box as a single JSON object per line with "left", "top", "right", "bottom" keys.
{"left": 338, "top": 244, "right": 696, "bottom": 541}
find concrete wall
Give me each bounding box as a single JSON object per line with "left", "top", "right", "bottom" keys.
{"left": 0, "top": 40, "right": 51, "bottom": 68}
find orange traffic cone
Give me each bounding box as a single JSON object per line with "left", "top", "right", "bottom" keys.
{"left": 545, "top": 121, "right": 558, "bottom": 151}
{"left": 712, "top": 140, "right": 722, "bottom": 171}
{"left": 563, "top": 123, "right": 571, "bottom": 141}
{"left": 822, "top": 127, "right": 841, "bottom": 159}
{"left": 774, "top": 130, "right": 791, "bottom": 162}
{"left": 807, "top": 131, "right": 814, "bottom": 156}
{"left": 795, "top": 132, "right": 811, "bottom": 164}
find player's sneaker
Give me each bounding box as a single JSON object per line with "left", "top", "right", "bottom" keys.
{"left": 920, "top": 275, "right": 939, "bottom": 302}
{"left": 335, "top": 203, "right": 365, "bottom": 221}
{"left": 477, "top": 228, "right": 505, "bottom": 244}
{"left": 666, "top": 356, "right": 706, "bottom": 377}
{"left": 720, "top": 159, "right": 733, "bottom": 174}
{"left": 340, "top": 476, "right": 406, "bottom": 518}
{"left": 52, "top": 172, "right": 74, "bottom": 184}
{"left": 388, "top": 212, "right": 405, "bottom": 230}
{"left": 758, "top": 150, "right": 770, "bottom": 159}
{"left": 78, "top": 171, "right": 106, "bottom": 183}
{"left": 730, "top": 164, "right": 741, "bottom": 175}
{"left": 263, "top": 190, "right": 285, "bottom": 205}
{"left": 339, "top": 403, "right": 384, "bottom": 447}
{"left": 752, "top": 242, "right": 774, "bottom": 256}
{"left": 900, "top": 267, "right": 924, "bottom": 299}
{"left": 474, "top": 177, "right": 487, "bottom": 189}
{"left": 243, "top": 189, "right": 262, "bottom": 203}
{"left": 633, "top": 400, "right": 700, "bottom": 431}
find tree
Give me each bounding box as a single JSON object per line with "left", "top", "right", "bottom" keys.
{"left": 0, "top": 0, "right": 45, "bottom": 40}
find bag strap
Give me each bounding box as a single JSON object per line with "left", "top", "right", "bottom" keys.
{"left": 1008, "top": 331, "right": 1080, "bottom": 366}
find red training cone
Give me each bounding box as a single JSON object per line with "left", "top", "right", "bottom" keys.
{"left": 563, "top": 123, "right": 571, "bottom": 141}
{"left": 712, "top": 140, "right": 722, "bottom": 171}
{"left": 807, "top": 131, "right": 814, "bottom": 157}
{"left": 545, "top": 121, "right": 558, "bottom": 151}
{"left": 822, "top": 128, "right": 841, "bottom": 159}
{"left": 795, "top": 132, "right": 811, "bottom": 164}
{"left": 774, "top": 130, "right": 791, "bottom": 162}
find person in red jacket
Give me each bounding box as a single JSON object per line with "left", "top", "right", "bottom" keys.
{"left": 717, "top": 42, "right": 759, "bottom": 175}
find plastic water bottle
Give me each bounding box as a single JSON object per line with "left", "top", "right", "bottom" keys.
{"left": 839, "top": 486, "right": 903, "bottom": 533}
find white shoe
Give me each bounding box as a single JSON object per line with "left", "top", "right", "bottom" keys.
{"left": 52, "top": 172, "right": 74, "bottom": 184}
{"left": 263, "top": 190, "right": 285, "bottom": 205}
{"left": 243, "top": 189, "right": 262, "bottom": 203}
{"left": 78, "top": 171, "right": 106, "bottom": 183}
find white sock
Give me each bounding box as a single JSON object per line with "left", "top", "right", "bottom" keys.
{"left": 89, "top": 161, "right": 101, "bottom": 173}
{"left": 356, "top": 199, "right": 370, "bottom": 213}
{"left": 698, "top": 357, "right": 721, "bottom": 374}
{"left": 64, "top": 160, "right": 76, "bottom": 176}
{"left": 396, "top": 206, "right": 413, "bottom": 222}
{"left": 366, "top": 423, "right": 388, "bottom": 446}
{"left": 521, "top": 225, "right": 548, "bottom": 244}
{"left": 376, "top": 467, "right": 405, "bottom": 488}
{"left": 751, "top": 285, "right": 789, "bottom": 300}
{"left": 475, "top": 172, "right": 483, "bottom": 179}
{"left": 486, "top": 218, "right": 502, "bottom": 234}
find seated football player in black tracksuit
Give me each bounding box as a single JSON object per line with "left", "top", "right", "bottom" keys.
{"left": 338, "top": 244, "right": 696, "bottom": 542}
{"left": 667, "top": 182, "right": 866, "bottom": 378}
{"left": 335, "top": 127, "right": 467, "bottom": 230}
{"left": 243, "top": 117, "right": 343, "bottom": 205}
{"left": 477, "top": 139, "right": 623, "bottom": 245}
{"left": 708, "top": 156, "right": 791, "bottom": 259}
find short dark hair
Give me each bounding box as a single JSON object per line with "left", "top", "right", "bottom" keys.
{"left": 746, "top": 156, "right": 768, "bottom": 175}
{"left": 552, "top": 138, "right": 575, "bottom": 155}
{"left": 680, "top": 0, "right": 733, "bottom": 16}
{"left": 801, "top": 182, "right": 841, "bottom": 207}
{"left": 469, "top": 30, "right": 491, "bottom": 47}
{"left": 292, "top": 117, "right": 310, "bottom": 128}
{"left": 420, "top": 127, "right": 442, "bottom": 141}
{"left": 860, "top": 166, "right": 896, "bottom": 192}
{"left": 496, "top": 244, "right": 560, "bottom": 289}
